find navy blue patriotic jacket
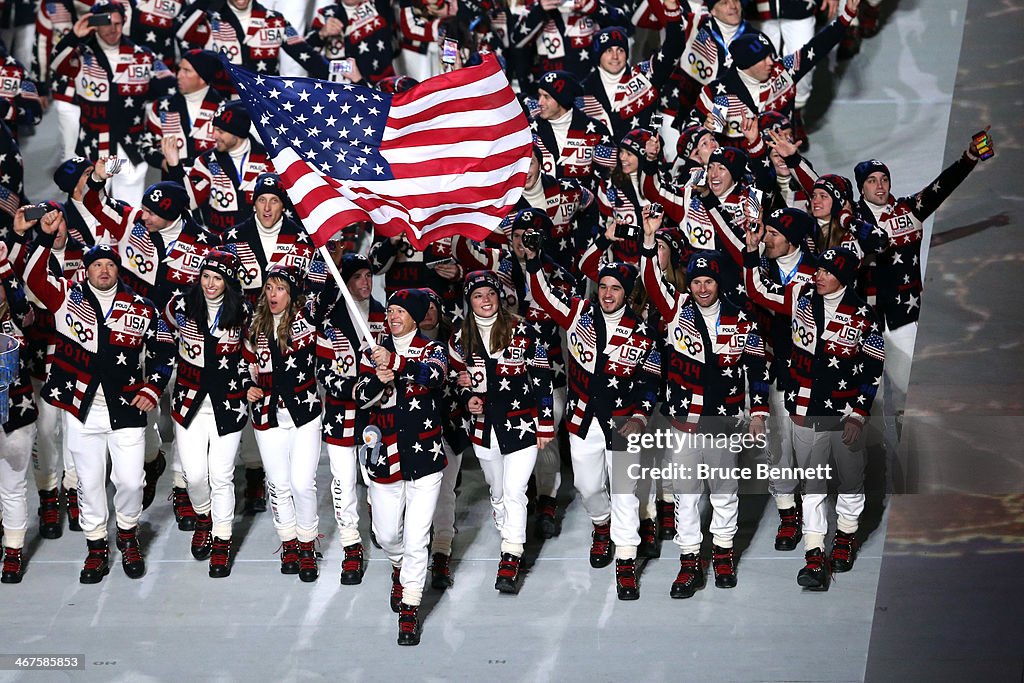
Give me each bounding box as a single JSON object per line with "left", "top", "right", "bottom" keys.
{"left": 161, "top": 293, "right": 254, "bottom": 436}
{"left": 528, "top": 254, "right": 661, "bottom": 450}
{"left": 355, "top": 330, "right": 448, "bottom": 484}
{"left": 26, "top": 232, "right": 174, "bottom": 428}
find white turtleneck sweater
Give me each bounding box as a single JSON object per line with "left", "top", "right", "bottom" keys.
{"left": 626, "top": 170, "right": 647, "bottom": 208}
{"left": 522, "top": 176, "right": 547, "bottom": 208}
{"left": 98, "top": 38, "right": 121, "bottom": 68}
{"left": 823, "top": 287, "right": 846, "bottom": 321}
{"left": 228, "top": 1, "right": 253, "bottom": 32}
{"left": 598, "top": 66, "right": 625, "bottom": 111}
{"left": 271, "top": 311, "right": 284, "bottom": 340}
{"left": 228, "top": 138, "right": 251, "bottom": 180}
{"left": 206, "top": 292, "right": 224, "bottom": 330}
{"left": 354, "top": 297, "right": 370, "bottom": 324}
{"left": 183, "top": 85, "right": 210, "bottom": 127}
{"left": 601, "top": 305, "right": 625, "bottom": 337}
{"left": 393, "top": 328, "right": 416, "bottom": 356}
{"left": 158, "top": 218, "right": 183, "bottom": 253}
{"left": 738, "top": 68, "right": 764, "bottom": 104}
{"left": 257, "top": 216, "right": 282, "bottom": 263}
{"left": 715, "top": 19, "right": 741, "bottom": 46}
{"left": 697, "top": 299, "right": 721, "bottom": 339}
{"left": 816, "top": 215, "right": 836, "bottom": 248}
{"left": 775, "top": 247, "right": 802, "bottom": 284}
{"left": 866, "top": 201, "right": 887, "bottom": 222}
{"left": 548, "top": 109, "right": 573, "bottom": 159}
{"left": 716, "top": 181, "right": 737, "bottom": 201}
{"left": 52, "top": 242, "right": 67, "bottom": 272}
{"left": 88, "top": 282, "right": 119, "bottom": 409}
{"left": 474, "top": 312, "right": 500, "bottom": 358}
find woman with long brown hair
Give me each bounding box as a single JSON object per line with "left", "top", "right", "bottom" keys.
{"left": 245, "top": 265, "right": 323, "bottom": 582}
{"left": 164, "top": 250, "right": 251, "bottom": 578}
{"left": 450, "top": 270, "right": 554, "bottom": 595}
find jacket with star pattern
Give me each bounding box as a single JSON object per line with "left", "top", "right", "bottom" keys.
{"left": 528, "top": 253, "right": 660, "bottom": 449}
{"left": 355, "top": 328, "right": 449, "bottom": 483}
{"left": 316, "top": 295, "right": 385, "bottom": 447}
{"left": 243, "top": 298, "right": 322, "bottom": 430}
{"left": 0, "top": 255, "right": 37, "bottom": 432}
{"left": 641, "top": 242, "right": 769, "bottom": 431}
{"left": 83, "top": 175, "right": 220, "bottom": 311}
{"left": 161, "top": 292, "right": 254, "bottom": 435}
{"left": 49, "top": 32, "right": 175, "bottom": 163}
{"left": 26, "top": 231, "right": 174, "bottom": 428}
{"left": 178, "top": 0, "right": 329, "bottom": 78}
{"left": 448, "top": 317, "right": 555, "bottom": 453}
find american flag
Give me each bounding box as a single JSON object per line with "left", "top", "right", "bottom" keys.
{"left": 45, "top": 2, "right": 72, "bottom": 25}
{"left": 222, "top": 55, "right": 533, "bottom": 250}
{"left": 693, "top": 29, "right": 719, "bottom": 67}
{"left": 68, "top": 288, "right": 97, "bottom": 325}
{"left": 0, "top": 186, "right": 20, "bottom": 217}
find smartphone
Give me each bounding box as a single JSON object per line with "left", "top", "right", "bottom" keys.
{"left": 614, "top": 221, "right": 638, "bottom": 241}
{"left": 105, "top": 157, "right": 124, "bottom": 175}
{"left": 649, "top": 112, "right": 664, "bottom": 130}
{"left": 441, "top": 38, "right": 458, "bottom": 65}
{"left": 972, "top": 129, "right": 994, "bottom": 160}
{"left": 24, "top": 205, "right": 47, "bottom": 222}
{"left": 87, "top": 13, "right": 113, "bottom": 27}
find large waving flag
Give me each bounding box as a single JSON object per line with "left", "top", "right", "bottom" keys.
{"left": 222, "top": 56, "right": 533, "bottom": 250}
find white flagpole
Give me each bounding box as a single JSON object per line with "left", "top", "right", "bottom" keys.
{"left": 317, "top": 245, "right": 377, "bottom": 351}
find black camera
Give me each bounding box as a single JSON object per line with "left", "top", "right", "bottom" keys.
{"left": 23, "top": 205, "right": 47, "bottom": 222}
{"left": 87, "top": 13, "right": 113, "bottom": 27}
{"left": 521, "top": 228, "right": 542, "bottom": 252}
{"left": 648, "top": 202, "right": 664, "bottom": 218}
{"left": 614, "top": 221, "right": 639, "bottom": 241}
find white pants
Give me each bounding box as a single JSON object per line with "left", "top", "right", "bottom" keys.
{"left": 31, "top": 377, "right": 76, "bottom": 491}
{"left": 637, "top": 410, "right": 672, "bottom": 519}
{"left": 174, "top": 401, "right": 243, "bottom": 539}
{"left": 671, "top": 428, "right": 739, "bottom": 552}
{"left": 254, "top": 409, "right": 322, "bottom": 542}
{"left": 326, "top": 442, "right": 369, "bottom": 546}
{"left": 757, "top": 16, "right": 816, "bottom": 109}
{"left": 65, "top": 402, "right": 146, "bottom": 541}
{"left": 568, "top": 422, "right": 640, "bottom": 552}
{"left": 368, "top": 470, "right": 444, "bottom": 607}
{"left": 534, "top": 385, "right": 566, "bottom": 498}
{"left": 238, "top": 421, "right": 263, "bottom": 469}
{"left": 0, "top": 423, "right": 36, "bottom": 549}
{"left": 474, "top": 437, "right": 537, "bottom": 555}
{"left": 768, "top": 385, "right": 799, "bottom": 504}
{"left": 105, "top": 156, "right": 149, "bottom": 208}
{"left": 882, "top": 322, "right": 918, "bottom": 424}
{"left": 430, "top": 441, "right": 464, "bottom": 556}
{"left": 791, "top": 422, "right": 866, "bottom": 550}
{"left": 54, "top": 100, "right": 81, "bottom": 163}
